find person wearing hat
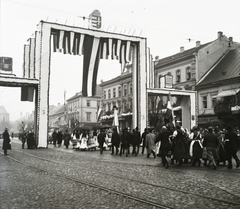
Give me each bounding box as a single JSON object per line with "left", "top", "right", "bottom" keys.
{"left": 141, "top": 128, "right": 148, "bottom": 155}
{"left": 97, "top": 129, "right": 106, "bottom": 154}
{"left": 155, "top": 126, "right": 171, "bottom": 168}
{"left": 2, "top": 128, "right": 11, "bottom": 155}
{"left": 224, "top": 125, "right": 240, "bottom": 169}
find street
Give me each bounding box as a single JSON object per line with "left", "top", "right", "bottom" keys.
{"left": 1, "top": 138, "right": 240, "bottom": 209}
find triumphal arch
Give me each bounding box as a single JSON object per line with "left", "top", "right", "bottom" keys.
{"left": 22, "top": 20, "right": 149, "bottom": 147}
{"left": 1, "top": 18, "right": 197, "bottom": 148}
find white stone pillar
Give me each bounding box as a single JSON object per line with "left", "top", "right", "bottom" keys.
{"left": 37, "top": 22, "right": 51, "bottom": 148}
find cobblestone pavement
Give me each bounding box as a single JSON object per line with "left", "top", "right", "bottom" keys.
{"left": 1, "top": 138, "right": 240, "bottom": 209}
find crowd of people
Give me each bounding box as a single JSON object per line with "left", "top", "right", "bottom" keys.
{"left": 50, "top": 123, "right": 240, "bottom": 170}
{"left": 3, "top": 123, "right": 240, "bottom": 171}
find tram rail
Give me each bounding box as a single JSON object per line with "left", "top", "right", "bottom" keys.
{"left": 6, "top": 147, "right": 240, "bottom": 207}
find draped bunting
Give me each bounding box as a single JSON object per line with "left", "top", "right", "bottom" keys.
{"left": 51, "top": 28, "right": 135, "bottom": 96}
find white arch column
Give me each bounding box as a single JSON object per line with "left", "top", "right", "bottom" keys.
{"left": 37, "top": 22, "right": 51, "bottom": 148}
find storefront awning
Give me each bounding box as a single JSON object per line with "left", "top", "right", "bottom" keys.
{"left": 213, "top": 88, "right": 240, "bottom": 98}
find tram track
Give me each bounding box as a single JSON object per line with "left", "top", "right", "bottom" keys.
{"left": 3, "top": 150, "right": 172, "bottom": 209}
{"left": 8, "top": 148, "right": 240, "bottom": 207}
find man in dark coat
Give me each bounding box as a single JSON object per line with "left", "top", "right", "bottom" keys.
{"left": 131, "top": 129, "right": 139, "bottom": 156}
{"left": 155, "top": 126, "right": 171, "bottom": 168}
{"left": 141, "top": 128, "right": 148, "bottom": 155}
{"left": 21, "top": 130, "right": 27, "bottom": 149}
{"left": 203, "top": 126, "right": 219, "bottom": 169}
{"left": 111, "top": 127, "right": 120, "bottom": 155}
{"left": 2, "top": 128, "right": 11, "bottom": 155}
{"left": 224, "top": 125, "right": 240, "bottom": 169}
{"left": 52, "top": 130, "right": 58, "bottom": 147}
{"left": 57, "top": 131, "right": 63, "bottom": 147}
{"left": 63, "top": 130, "right": 71, "bottom": 149}
{"left": 27, "top": 131, "right": 35, "bottom": 149}
{"left": 98, "top": 129, "right": 106, "bottom": 154}
{"left": 135, "top": 127, "right": 141, "bottom": 155}
{"left": 120, "top": 128, "right": 131, "bottom": 157}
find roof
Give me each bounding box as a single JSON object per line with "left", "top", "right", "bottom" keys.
{"left": 197, "top": 48, "right": 240, "bottom": 87}
{"left": 155, "top": 42, "right": 211, "bottom": 68}
{"left": 49, "top": 104, "right": 65, "bottom": 116}
{"left": 67, "top": 92, "right": 82, "bottom": 101}
{"left": 67, "top": 85, "right": 101, "bottom": 101}
{"left": 0, "top": 106, "right": 8, "bottom": 114}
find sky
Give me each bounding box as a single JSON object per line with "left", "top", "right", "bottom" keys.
{"left": 0, "top": 0, "right": 240, "bottom": 121}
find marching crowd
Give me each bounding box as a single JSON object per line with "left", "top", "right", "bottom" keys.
{"left": 2, "top": 124, "right": 240, "bottom": 171}
{"left": 50, "top": 124, "right": 240, "bottom": 170}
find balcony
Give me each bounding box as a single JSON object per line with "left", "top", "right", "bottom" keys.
{"left": 214, "top": 101, "right": 240, "bottom": 114}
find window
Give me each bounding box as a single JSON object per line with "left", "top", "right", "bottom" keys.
{"left": 159, "top": 76, "right": 161, "bottom": 88}
{"left": 108, "top": 89, "right": 111, "bottom": 99}
{"left": 113, "top": 88, "right": 116, "bottom": 98}
{"left": 108, "top": 103, "right": 111, "bottom": 111}
{"left": 97, "top": 101, "right": 100, "bottom": 108}
{"left": 124, "top": 85, "right": 127, "bottom": 96}
{"left": 129, "top": 101, "right": 132, "bottom": 110}
{"left": 104, "top": 91, "right": 106, "bottom": 99}
{"left": 118, "top": 86, "right": 121, "bottom": 97}
{"left": 212, "top": 97, "right": 217, "bottom": 108}
{"left": 176, "top": 69, "right": 181, "bottom": 83}
{"left": 202, "top": 96, "right": 207, "bottom": 108}
{"left": 129, "top": 83, "right": 132, "bottom": 95}
{"left": 86, "top": 100, "right": 90, "bottom": 107}
{"left": 186, "top": 66, "right": 191, "bottom": 80}
{"left": 86, "top": 112, "right": 91, "bottom": 121}
{"left": 123, "top": 102, "right": 127, "bottom": 112}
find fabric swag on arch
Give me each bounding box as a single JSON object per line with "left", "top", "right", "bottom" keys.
{"left": 51, "top": 28, "right": 136, "bottom": 97}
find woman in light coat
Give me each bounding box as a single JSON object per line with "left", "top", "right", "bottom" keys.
{"left": 146, "top": 128, "right": 156, "bottom": 158}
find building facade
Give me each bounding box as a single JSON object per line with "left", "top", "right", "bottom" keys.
{"left": 49, "top": 104, "right": 67, "bottom": 130}
{"left": 66, "top": 86, "right": 101, "bottom": 130}
{"left": 196, "top": 47, "right": 240, "bottom": 128}
{"left": 154, "top": 31, "right": 240, "bottom": 127}
{"left": 99, "top": 65, "right": 133, "bottom": 130}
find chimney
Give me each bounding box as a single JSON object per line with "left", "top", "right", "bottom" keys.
{"left": 218, "top": 31, "right": 223, "bottom": 38}
{"left": 229, "top": 37, "right": 233, "bottom": 47}
{"left": 196, "top": 41, "right": 201, "bottom": 47}
{"left": 180, "top": 46, "right": 184, "bottom": 52}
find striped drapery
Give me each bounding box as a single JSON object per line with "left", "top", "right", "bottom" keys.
{"left": 51, "top": 28, "right": 135, "bottom": 96}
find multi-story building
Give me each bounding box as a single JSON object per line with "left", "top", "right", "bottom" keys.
{"left": 49, "top": 104, "right": 67, "bottom": 130}
{"left": 154, "top": 31, "right": 240, "bottom": 127}
{"left": 66, "top": 85, "right": 101, "bottom": 130}
{"left": 154, "top": 31, "right": 239, "bottom": 91}
{"left": 196, "top": 47, "right": 240, "bottom": 128}
{"left": 99, "top": 65, "right": 133, "bottom": 130}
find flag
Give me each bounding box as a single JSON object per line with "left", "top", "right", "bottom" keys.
{"left": 166, "top": 99, "right": 175, "bottom": 126}
{"left": 24, "top": 123, "right": 28, "bottom": 131}
{"left": 51, "top": 29, "right": 135, "bottom": 96}
{"left": 82, "top": 35, "right": 101, "bottom": 97}
{"left": 97, "top": 106, "right": 103, "bottom": 122}
{"left": 155, "top": 96, "right": 160, "bottom": 113}
{"left": 112, "top": 108, "right": 119, "bottom": 127}
{"left": 21, "top": 87, "right": 34, "bottom": 102}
